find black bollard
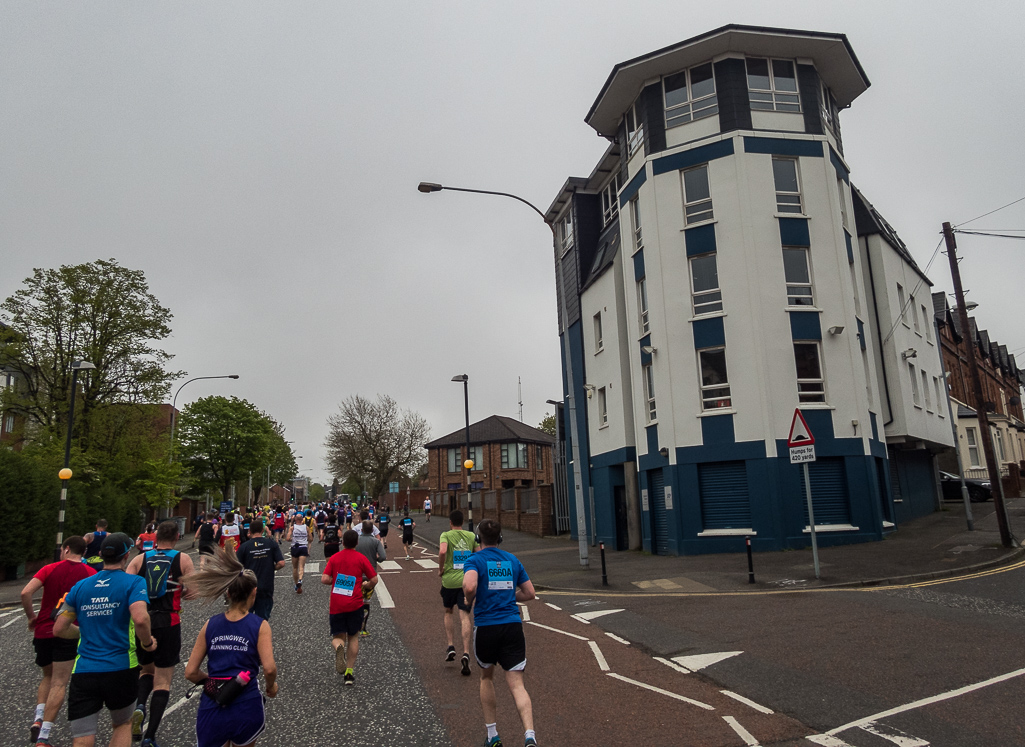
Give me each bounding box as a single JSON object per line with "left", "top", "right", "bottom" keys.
{"left": 600, "top": 542, "right": 608, "bottom": 586}
{"left": 746, "top": 535, "right": 755, "bottom": 584}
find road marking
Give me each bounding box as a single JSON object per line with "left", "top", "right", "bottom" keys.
{"left": 162, "top": 694, "right": 194, "bottom": 718}
{"left": 379, "top": 560, "right": 402, "bottom": 571}
{"left": 807, "top": 736, "right": 856, "bottom": 746}
{"left": 572, "top": 608, "right": 624, "bottom": 623}
{"left": 605, "top": 632, "right": 630, "bottom": 645}
{"left": 2, "top": 614, "right": 24, "bottom": 629}
{"left": 544, "top": 602, "right": 562, "bottom": 611}
{"left": 672, "top": 651, "right": 742, "bottom": 671}
{"left": 0, "top": 608, "right": 23, "bottom": 619}
{"left": 606, "top": 673, "right": 715, "bottom": 710}
{"left": 827, "top": 666, "right": 1025, "bottom": 735}
{"left": 723, "top": 716, "right": 759, "bottom": 746}
{"left": 525, "top": 621, "right": 589, "bottom": 641}
{"left": 414, "top": 559, "right": 438, "bottom": 569}
{"left": 858, "top": 721, "right": 929, "bottom": 746}
{"left": 654, "top": 656, "right": 690, "bottom": 674}
{"left": 379, "top": 571, "right": 400, "bottom": 574}
{"left": 375, "top": 577, "right": 395, "bottom": 609}
{"left": 306, "top": 562, "right": 320, "bottom": 573}
{"left": 587, "top": 640, "right": 610, "bottom": 671}
{"left": 721, "top": 690, "right": 774, "bottom": 714}
{"left": 517, "top": 603, "right": 530, "bottom": 622}
{"left": 410, "top": 570, "right": 434, "bottom": 573}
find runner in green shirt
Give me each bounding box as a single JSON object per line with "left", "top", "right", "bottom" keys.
{"left": 438, "top": 509, "right": 478, "bottom": 676}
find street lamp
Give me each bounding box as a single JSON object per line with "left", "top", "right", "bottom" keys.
{"left": 54, "top": 360, "right": 95, "bottom": 561}
{"left": 452, "top": 374, "right": 473, "bottom": 531}
{"left": 423, "top": 182, "right": 590, "bottom": 567}
{"left": 168, "top": 375, "right": 240, "bottom": 463}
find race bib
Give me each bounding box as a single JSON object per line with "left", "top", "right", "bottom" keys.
{"left": 453, "top": 550, "right": 472, "bottom": 570}
{"left": 142, "top": 541, "right": 154, "bottom": 551}
{"left": 486, "top": 561, "right": 513, "bottom": 590}
{"left": 332, "top": 573, "right": 357, "bottom": 596}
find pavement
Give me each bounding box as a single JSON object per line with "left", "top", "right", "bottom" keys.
{"left": 409, "top": 496, "right": 1025, "bottom": 595}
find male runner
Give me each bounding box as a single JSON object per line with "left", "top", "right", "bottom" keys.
{"left": 127, "top": 521, "right": 194, "bottom": 746}
{"left": 400, "top": 511, "right": 416, "bottom": 560}
{"left": 53, "top": 533, "right": 155, "bottom": 747}
{"left": 423, "top": 496, "right": 432, "bottom": 522}
{"left": 81, "top": 519, "right": 109, "bottom": 571}
{"left": 236, "top": 518, "right": 286, "bottom": 620}
{"left": 322, "top": 512, "right": 341, "bottom": 559}
{"left": 463, "top": 520, "right": 537, "bottom": 747}
{"left": 314, "top": 505, "right": 328, "bottom": 542}
{"left": 438, "top": 509, "right": 478, "bottom": 675}
{"left": 135, "top": 524, "right": 157, "bottom": 554}
{"left": 194, "top": 514, "right": 218, "bottom": 569}
{"left": 352, "top": 510, "right": 381, "bottom": 538}
{"left": 377, "top": 508, "right": 390, "bottom": 549}
{"left": 285, "top": 513, "right": 311, "bottom": 593}
{"left": 355, "top": 521, "right": 386, "bottom": 637}
{"left": 271, "top": 507, "right": 286, "bottom": 544}
{"left": 20, "top": 536, "right": 96, "bottom": 746}
{"left": 321, "top": 530, "right": 378, "bottom": 685}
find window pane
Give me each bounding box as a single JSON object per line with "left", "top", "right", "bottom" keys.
{"left": 683, "top": 166, "right": 710, "bottom": 202}
{"left": 690, "top": 63, "right": 714, "bottom": 98}
{"left": 782, "top": 248, "right": 810, "bottom": 284}
{"left": 691, "top": 254, "right": 718, "bottom": 292}
{"left": 700, "top": 349, "right": 728, "bottom": 387}
{"left": 772, "top": 60, "right": 798, "bottom": 91}
{"left": 794, "top": 343, "right": 821, "bottom": 379}
{"left": 664, "top": 71, "right": 689, "bottom": 107}
{"left": 773, "top": 159, "right": 799, "bottom": 193}
{"left": 746, "top": 58, "right": 770, "bottom": 90}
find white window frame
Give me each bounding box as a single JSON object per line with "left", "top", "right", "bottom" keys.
{"left": 558, "top": 212, "right": 574, "bottom": 256}
{"left": 597, "top": 387, "right": 608, "bottom": 427}
{"left": 746, "top": 57, "right": 802, "bottom": 112}
{"left": 626, "top": 102, "right": 644, "bottom": 156}
{"left": 469, "top": 445, "right": 484, "bottom": 472}
{"left": 897, "top": 283, "right": 908, "bottom": 326}
{"left": 922, "top": 370, "right": 932, "bottom": 412}
{"left": 501, "top": 442, "right": 528, "bottom": 470}
{"left": 820, "top": 82, "right": 839, "bottom": 131}
{"left": 966, "top": 427, "right": 980, "bottom": 467}
{"left": 837, "top": 178, "right": 850, "bottom": 230}
{"left": 600, "top": 173, "right": 620, "bottom": 228}
{"left": 773, "top": 157, "right": 803, "bottom": 214}
{"left": 782, "top": 246, "right": 814, "bottom": 307}
{"left": 911, "top": 294, "right": 920, "bottom": 334}
{"left": 909, "top": 363, "right": 921, "bottom": 406}
{"left": 793, "top": 342, "right": 826, "bottom": 403}
{"left": 637, "top": 277, "right": 650, "bottom": 335}
{"left": 995, "top": 427, "right": 1006, "bottom": 462}
{"left": 934, "top": 377, "right": 945, "bottom": 417}
{"left": 3, "top": 413, "right": 12, "bottom": 434}
{"left": 690, "top": 253, "right": 723, "bottom": 316}
{"left": 631, "top": 198, "right": 643, "bottom": 253}
{"left": 643, "top": 363, "right": 657, "bottom": 422}
{"left": 663, "top": 62, "right": 718, "bottom": 129}
{"left": 682, "top": 164, "right": 713, "bottom": 224}
{"left": 922, "top": 304, "right": 931, "bottom": 342}
{"left": 593, "top": 312, "right": 603, "bottom": 354}
{"left": 698, "top": 347, "right": 732, "bottom": 411}
{"left": 447, "top": 447, "right": 461, "bottom": 473}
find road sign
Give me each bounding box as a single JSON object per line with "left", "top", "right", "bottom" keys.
{"left": 787, "top": 409, "right": 815, "bottom": 447}
{"left": 219, "top": 501, "right": 232, "bottom": 513}
{"left": 388, "top": 481, "right": 399, "bottom": 493}
{"left": 788, "top": 409, "right": 820, "bottom": 579}
{"left": 790, "top": 444, "right": 816, "bottom": 464}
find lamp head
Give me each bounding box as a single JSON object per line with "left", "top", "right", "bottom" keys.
{"left": 71, "top": 360, "right": 96, "bottom": 370}
{"left": 463, "top": 459, "right": 474, "bottom": 470}
{"left": 418, "top": 182, "right": 444, "bottom": 193}
{"left": 228, "top": 374, "right": 240, "bottom": 379}
{"left": 828, "top": 326, "right": 845, "bottom": 335}
{"left": 451, "top": 374, "right": 468, "bottom": 383}
{"left": 641, "top": 345, "right": 657, "bottom": 355}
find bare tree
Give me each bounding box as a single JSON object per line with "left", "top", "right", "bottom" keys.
{"left": 324, "top": 394, "right": 429, "bottom": 499}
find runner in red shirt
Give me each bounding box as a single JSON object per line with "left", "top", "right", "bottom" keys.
{"left": 135, "top": 523, "right": 158, "bottom": 553}
{"left": 20, "top": 536, "right": 96, "bottom": 745}
{"left": 320, "top": 530, "right": 377, "bottom": 685}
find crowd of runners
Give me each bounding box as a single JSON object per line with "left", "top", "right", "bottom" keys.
{"left": 19, "top": 499, "right": 538, "bottom": 747}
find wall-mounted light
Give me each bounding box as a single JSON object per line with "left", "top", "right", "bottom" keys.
{"left": 901, "top": 348, "right": 918, "bottom": 360}
{"left": 965, "top": 301, "right": 979, "bottom": 311}
{"left": 659, "top": 447, "right": 669, "bottom": 458}
{"left": 583, "top": 384, "right": 596, "bottom": 398}
{"left": 828, "top": 326, "right": 845, "bottom": 335}
{"left": 641, "top": 345, "right": 657, "bottom": 355}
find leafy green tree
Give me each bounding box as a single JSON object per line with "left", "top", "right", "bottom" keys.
{"left": 538, "top": 412, "right": 557, "bottom": 436}
{"left": 309, "top": 483, "right": 326, "bottom": 502}
{"left": 250, "top": 422, "right": 298, "bottom": 504}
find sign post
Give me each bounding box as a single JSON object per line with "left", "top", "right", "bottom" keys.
{"left": 788, "top": 409, "right": 820, "bottom": 580}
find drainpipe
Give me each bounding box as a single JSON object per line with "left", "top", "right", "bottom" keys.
{"left": 863, "top": 238, "right": 894, "bottom": 425}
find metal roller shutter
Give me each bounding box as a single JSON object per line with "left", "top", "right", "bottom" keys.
{"left": 698, "top": 461, "right": 752, "bottom": 530}
{"left": 799, "top": 458, "right": 851, "bottom": 525}
{"left": 650, "top": 469, "right": 669, "bottom": 555}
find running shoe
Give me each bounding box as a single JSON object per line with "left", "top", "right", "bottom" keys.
{"left": 34, "top": 741, "right": 52, "bottom": 747}
{"left": 525, "top": 739, "right": 537, "bottom": 747}
{"left": 445, "top": 645, "right": 456, "bottom": 662}
{"left": 485, "top": 737, "right": 502, "bottom": 747}
{"left": 297, "top": 580, "right": 303, "bottom": 594}
{"left": 335, "top": 644, "right": 347, "bottom": 674}
{"left": 343, "top": 669, "right": 355, "bottom": 686}
{"left": 141, "top": 740, "right": 161, "bottom": 747}
{"left": 30, "top": 719, "right": 42, "bottom": 742}
{"left": 131, "top": 706, "right": 146, "bottom": 741}
{"left": 359, "top": 629, "right": 369, "bottom": 637}
{"left": 461, "top": 653, "right": 471, "bottom": 676}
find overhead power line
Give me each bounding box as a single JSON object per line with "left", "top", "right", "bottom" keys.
{"left": 954, "top": 230, "right": 1025, "bottom": 241}
{"left": 954, "top": 196, "right": 1025, "bottom": 228}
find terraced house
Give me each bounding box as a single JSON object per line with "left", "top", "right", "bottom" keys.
{"left": 548, "top": 25, "right": 954, "bottom": 555}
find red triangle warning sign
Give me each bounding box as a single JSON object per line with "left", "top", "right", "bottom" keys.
{"left": 787, "top": 409, "right": 815, "bottom": 447}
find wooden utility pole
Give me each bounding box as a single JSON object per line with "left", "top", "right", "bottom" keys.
{"left": 943, "top": 222, "right": 1014, "bottom": 547}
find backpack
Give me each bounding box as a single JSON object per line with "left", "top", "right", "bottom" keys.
{"left": 324, "top": 524, "right": 339, "bottom": 543}
{"left": 142, "top": 550, "right": 180, "bottom": 600}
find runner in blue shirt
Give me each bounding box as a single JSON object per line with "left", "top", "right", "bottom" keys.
{"left": 462, "top": 520, "right": 537, "bottom": 747}
{"left": 53, "top": 532, "right": 155, "bottom": 747}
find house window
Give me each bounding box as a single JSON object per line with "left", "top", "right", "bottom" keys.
{"left": 911, "top": 294, "right": 920, "bottom": 334}
{"left": 447, "top": 447, "right": 462, "bottom": 473}
{"left": 782, "top": 247, "right": 814, "bottom": 306}
{"left": 995, "top": 428, "right": 1006, "bottom": 462}
{"left": 593, "top": 312, "right": 604, "bottom": 353}
{"left": 469, "top": 446, "right": 484, "bottom": 471}
{"left": 909, "top": 363, "right": 921, "bottom": 406}
{"left": 690, "top": 253, "right": 722, "bottom": 315}
{"left": 966, "top": 427, "right": 980, "bottom": 467}
{"left": 682, "top": 165, "right": 713, "bottom": 224}
{"left": 934, "top": 377, "right": 944, "bottom": 417}
{"left": 897, "top": 284, "right": 908, "bottom": 325}
{"left": 536, "top": 444, "right": 544, "bottom": 468}
{"left": 3, "top": 414, "right": 12, "bottom": 434}
{"left": 625, "top": 102, "right": 644, "bottom": 156}
{"left": 922, "top": 370, "right": 932, "bottom": 412}
{"left": 663, "top": 62, "right": 718, "bottom": 128}
{"left": 600, "top": 173, "right": 620, "bottom": 227}
{"left": 501, "top": 442, "right": 528, "bottom": 469}
{"left": 698, "top": 347, "right": 731, "bottom": 410}
{"left": 837, "top": 179, "right": 850, "bottom": 230}
{"left": 772, "top": 158, "right": 803, "bottom": 214}
{"left": 820, "top": 82, "right": 839, "bottom": 130}
{"left": 637, "top": 277, "right": 650, "bottom": 335}
{"left": 794, "top": 342, "right": 825, "bottom": 403}
{"left": 631, "top": 198, "right": 643, "bottom": 252}
{"left": 922, "top": 305, "right": 931, "bottom": 341}
{"left": 643, "top": 363, "right": 657, "bottom": 422}
{"left": 746, "top": 58, "right": 801, "bottom": 112}
{"left": 598, "top": 387, "right": 608, "bottom": 426}
{"left": 558, "top": 212, "right": 574, "bottom": 255}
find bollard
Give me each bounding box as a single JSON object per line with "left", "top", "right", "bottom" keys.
{"left": 746, "top": 535, "right": 755, "bottom": 584}
{"left": 600, "top": 542, "right": 608, "bottom": 586}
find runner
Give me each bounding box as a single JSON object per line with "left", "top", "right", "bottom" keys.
{"left": 53, "top": 533, "right": 155, "bottom": 747}
{"left": 82, "top": 519, "right": 109, "bottom": 571}
{"left": 320, "top": 530, "right": 377, "bottom": 685}
{"left": 127, "top": 521, "right": 195, "bottom": 747}
{"left": 271, "top": 507, "right": 286, "bottom": 544}
{"left": 220, "top": 512, "right": 241, "bottom": 553}
{"left": 183, "top": 546, "right": 278, "bottom": 747}
{"left": 135, "top": 523, "right": 158, "bottom": 554}
{"left": 344, "top": 504, "right": 354, "bottom": 530}
{"left": 285, "top": 513, "right": 310, "bottom": 594}
{"left": 352, "top": 510, "right": 381, "bottom": 539}
{"left": 463, "top": 520, "right": 537, "bottom": 747}
{"left": 20, "top": 536, "right": 96, "bottom": 746}
{"left": 355, "top": 521, "right": 386, "bottom": 637}
{"left": 424, "top": 496, "right": 432, "bottom": 522}
{"left": 236, "top": 518, "right": 286, "bottom": 621}
{"left": 194, "top": 514, "right": 218, "bottom": 570}
{"left": 400, "top": 510, "right": 416, "bottom": 561}
{"left": 314, "top": 505, "right": 328, "bottom": 542}
{"left": 322, "top": 512, "right": 341, "bottom": 559}
{"left": 376, "top": 508, "right": 390, "bottom": 550}
{"left": 438, "top": 509, "right": 478, "bottom": 675}
{"left": 239, "top": 510, "right": 253, "bottom": 544}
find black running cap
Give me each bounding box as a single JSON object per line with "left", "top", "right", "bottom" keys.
{"left": 100, "top": 532, "right": 133, "bottom": 560}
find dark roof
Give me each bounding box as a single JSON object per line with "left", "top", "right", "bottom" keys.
{"left": 581, "top": 219, "right": 621, "bottom": 292}
{"left": 425, "top": 415, "right": 556, "bottom": 449}
{"left": 957, "top": 404, "right": 977, "bottom": 419}
{"left": 851, "top": 186, "right": 931, "bottom": 285}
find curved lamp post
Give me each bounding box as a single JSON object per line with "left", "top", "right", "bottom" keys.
{"left": 168, "top": 375, "right": 240, "bottom": 462}
{"left": 420, "top": 182, "right": 589, "bottom": 567}
{"left": 54, "top": 361, "right": 95, "bottom": 561}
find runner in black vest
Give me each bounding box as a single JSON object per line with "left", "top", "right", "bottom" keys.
{"left": 82, "top": 519, "right": 109, "bottom": 571}
{"left": 400, "top": 511, "right": 416, "bottom": 561}
{"left": 322, "top": 512, "right": 341, "bottom": 559}
{"left": 194, "top": 514, "right": 218, "bottom": 569}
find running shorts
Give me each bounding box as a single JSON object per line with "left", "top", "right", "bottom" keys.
{"left": 67, "top": 668, "right": 139, "bottom": 725}
{"left": 136, "top": 625, "right": 182, "bottom": 668}
{"left": 473, "top": 622, "right": 526, "bottom": 672}
{"left": 290, "top": 545, "right": 309, "bottom": 557}
{"left": 330, "top": 610, "right": 364, "bottom": 637}
{"left": 402, "top": 531, "right": 414, "bottom": 545}
{"left": 440, "top": 586, "right": 471, "bottom": 612}
{"left": 34, "top": 635, "right": 79, "bottom": 667}
{"left": 196, "top": 695, "right": 266, "bottom": 747}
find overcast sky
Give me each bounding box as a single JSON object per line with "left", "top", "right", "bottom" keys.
{"left": 2, "top": 1, "right": 1023, "bottom": 485}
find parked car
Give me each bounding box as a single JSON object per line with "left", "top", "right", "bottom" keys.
{"left": 939, "top": 471, "right": 992, "bottom": 502}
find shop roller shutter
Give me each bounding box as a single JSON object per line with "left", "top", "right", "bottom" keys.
{"left": 698, "top": 461, "right": 752, "bottom": 530}
{"left": 799, "top": 458, "right": 851, "bottom": 525}
{"left": 650, "top": 469, "right": 669, "bottom": 555}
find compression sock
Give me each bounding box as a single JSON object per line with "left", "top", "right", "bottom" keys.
{"left": 144, "top": 690, "right": 170, "bottom": 740}
{"left": 486, "top": 723, "right": 499, "bottom": 739}
{"left": 39, "top": 722, "right": 54, "bottom": 741}
{"left": 34, "top": 703, "right": 45, "bottom": 721}
{"left": 136, "top": 673, "right": 154, "bottom": 707}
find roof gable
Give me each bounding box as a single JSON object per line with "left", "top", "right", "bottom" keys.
{"left": 425, "top": 415, "right": 556, "bottom": 449}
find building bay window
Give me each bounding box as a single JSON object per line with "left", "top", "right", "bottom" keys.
{"left": 600, "top": 173, "right": 620, "bottom": 227}
{"left": 782, "top": 247, "right": 814, "bottom": 306}
{"left": 690, "top": 253, "right": 722, "bottom": 315}
{"left": 501, "top": 442, "right": 528, "bottom": 469}
{"left": 772, "top": 157, "right": 803, "bottom": 214}
{"left": 747, "top": 58, "right": 801, "bottom": 112}
{"left": 683, "top": 164, "right": 713, "bottom": 224}
{"left": 663, "top": 62, "right": 717, "bottom": 128}
{"left": 558, "top": 212, "right": 574, "bottom": 255}
{"left": 626, "top": 102, "right": 644, "bottom": 156}
{"left": 794, "top": 342, "right": 825, "bottom": 403}
{"left": 698, "top": 347, "right": 731, "bottom": 410}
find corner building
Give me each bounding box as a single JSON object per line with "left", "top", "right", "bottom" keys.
{"left": 549, "top": 25, "right": 953, "bottom": 555}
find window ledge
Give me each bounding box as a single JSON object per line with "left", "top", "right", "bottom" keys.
{"left": 688, "top": 312, "right": 727, "bottom": 323}
{"left": 913, "top": 404, "right": 923, "bottom": 410}
{"left": 798, "top": 403, "right": 834, "bottom": 410}
{"left": 594, "top": 347, "right": 604, "bottom": 355}
{"left": 697, "top": 529, "right": 755, "bottom": 537}
{"left": 802, "top": 524, "right": 859, "bottom": 533}
{"left": 598, "top": 423, "right": 609, "bottom": 430}
{"left": 882, "top": 521, "right": 895, "bottom": 529}
{"left": 902, "top": 323, "right": 911, "bottom": 329}
{"left": 774, "top": 213, "right": 810, "bottom": 220}
{"left": 680, "top": 219, "right": 717, "bottom": 231}
{"left": 785, "top": 306, "right": 822, "bottom": 313}
{"left": 697, "top": 409, "right": 736, "bottom": 418}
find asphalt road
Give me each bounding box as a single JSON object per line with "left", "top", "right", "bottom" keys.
{"left": 4, "top": 540, "right": 1025, "bottom": 746}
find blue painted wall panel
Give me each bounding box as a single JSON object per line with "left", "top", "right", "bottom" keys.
{"left": 779, "top": 217, "right": 811, "bottom": 246}
{"left": 700, "top": 414, "right": 735, "bottom": 445}
{"left": 693, "top": 316, "right": 726, "bottom": 348}
{"left": 619, "top": 165, "right": 648, "bottom": 206}
{"left": 633, "top": 249, "right": 645, "bottom": 281}
{"left": 789, "top": 311, "right": 822, "bottom": 340}
{"left": 830, "top": 146, "right": 850, "bottom": 183}
{"left": 652, "top": 138, "right": 736, "bottom": 176}
{"left": 685, "top": 224, "right": 717, "bottom": 256}
{"left": 744, "top": 137, "right": 824, "bottom": 158}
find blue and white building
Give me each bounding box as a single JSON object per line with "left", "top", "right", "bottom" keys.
{"left": 548, "top": 25, "right": 954, "bottom": 554}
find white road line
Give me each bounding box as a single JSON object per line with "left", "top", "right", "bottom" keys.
{"left": 569, "top": 614, "right": 590, "bottom": 625}
{"left": 573, "top": 608, "right": 625, "bottom": 621}
{"left": 544, "top": 602, "right": 562, "bottom": 611}
{"left": 410, "top": 570, "right": 434, "bottom": 573}
{"left": 517, "top": 603, "right": 530, "bottom": 622}
{"left": 654, "top": 656, "right": 691, "bottom": 675}
{"left": 723, "top": 716, "right": 759, "bottom": 746}
{"left": 606, "top": 673, "right": 715, "bottom": 710}
{"left": 827, "top": 666, "right": 1025, "bottom": 735}
{"left": 721, "top": 690, "right": 773, "bottom": 715}
{"left": 305, "top": 562, "right": 320, "bottom": 573}
{"left": 0, "top": 608, "right": 23, "bottom": 619}
{"left": 378, "top": 571, "right": 400, "bottom": 574}
{"left": 2, "top": 615, "right": 24, "bottom": 629}
{"left": 375, "top": 576, "right": 395, "bottom": 609}
{"left": 162, "top": 694, "right": 194, "bottom": 718}
{"left": 605, "top": 632, "right": 630, "bottom": 645}
{"left": 525, "top": 621, "right": 589, "bottom": 641}
{"left": 587, "top": 640, "right": 610, "bottom": 671}
{"left": 414, "top": 559, "right": 438, "bottom": 569}
{"left": 806, "top": 736, "right": 856, "bottom": 746}
{"left": 858, "top": 722, "right": 929, "bottom": 746}
{"left": 379, "top": 560, "right": 402, "bottom": 571}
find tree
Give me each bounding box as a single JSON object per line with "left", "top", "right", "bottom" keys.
{"left": 538, "top": 412, "right": 557, "bottom": 437}
{"left": 250, "top": 421, "right": 298, "bottom": 504}
{"left": 324, "top": 394, "right": 429, "bottom": 499}
{"left": 175, "top": 396, "right": 275, "bottom": 502}
{"left": 0, "top": 259, "right": 183, "bottom": 447}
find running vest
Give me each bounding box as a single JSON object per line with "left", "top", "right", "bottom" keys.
{"left": 201, "top": 613, "right": 263, "bottom": 708}
{"left": 84, "top": 531, "right": 107, "bottom": 565}
{"left": 291, "top": 524, "right": 309, "bottom": 547}
{"left": 142, "top": 549, "right": 184, "bottom": 628}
